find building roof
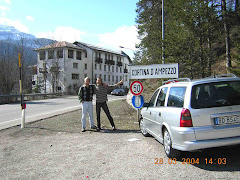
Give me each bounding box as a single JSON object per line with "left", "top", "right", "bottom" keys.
{"left": 73, "top": 41, "right": 128, "bottom": 57}
{"left": 35, "top": 41, "right": 85, "bottom": 51}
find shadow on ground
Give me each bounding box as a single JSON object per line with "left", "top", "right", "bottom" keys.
{"left": 173, "top": 144, "right": 240, "bottom": 171}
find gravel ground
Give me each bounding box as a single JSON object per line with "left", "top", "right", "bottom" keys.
{"left": 1, "top": 99, "right": 240, "bottom": 180}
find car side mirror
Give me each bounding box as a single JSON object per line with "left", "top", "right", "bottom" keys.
{"left": 143, "top": 102, "right": 150, "bottom": 108}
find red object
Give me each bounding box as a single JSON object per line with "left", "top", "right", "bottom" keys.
{"left": 130, "top": 80, "right": 144, "bottom": 96}
{"left": 180, "top": 108, "right": 193, "bottom": 127}
{"left": 22, "top": 103, "right": 26, "bottom": 109}
{"left": 166, "top": 80, "right": 178, "bottom": 84}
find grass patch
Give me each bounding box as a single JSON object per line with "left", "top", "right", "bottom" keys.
{"left": 26, "top": 99, "right": 139, "bottom": 133}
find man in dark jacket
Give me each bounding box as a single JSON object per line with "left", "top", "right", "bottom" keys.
{"left": 78, "top": 77, "right": 97, "bottom": 132}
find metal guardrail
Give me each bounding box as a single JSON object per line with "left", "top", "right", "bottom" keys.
{"left": 0, "top": 93, "right": 63, "bottom": 104}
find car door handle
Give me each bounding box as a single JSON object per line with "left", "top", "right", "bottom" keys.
{"left": 159, "top": 112, "right": 161, "bottom": 117}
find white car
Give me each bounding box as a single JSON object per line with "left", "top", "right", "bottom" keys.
{"left": 140, "top": 74, "right": 240, "bottom": 158}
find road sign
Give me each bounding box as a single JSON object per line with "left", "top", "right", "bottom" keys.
{"left": 132, "top": 95, "right": 144, "bottom": 109}
{"left": 130, "top": 80, "right": 143, "bottom": 96}
{"left": 129, "top": 63, "right": 178, "bottom": 79}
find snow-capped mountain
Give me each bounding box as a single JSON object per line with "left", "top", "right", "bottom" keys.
{"left": 0, "top": 25, "right": 56, "bottom": 65}
{"left": 0, "top": 25, "right": 37, "bottom": 40}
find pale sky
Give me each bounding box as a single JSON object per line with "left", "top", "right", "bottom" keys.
{"left": 0, "top": 0, "right": 140, "bottom": 57}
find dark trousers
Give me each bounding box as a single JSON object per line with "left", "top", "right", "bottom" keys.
{"left": 96, "top": 102, "right": 115, "bottom": 128}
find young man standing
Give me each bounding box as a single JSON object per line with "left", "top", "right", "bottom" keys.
{"left": 95, "top": 78, "right": 123, "bottom": 131}
{"left": 78, "top": 77, "right": 97, "bottom": 132}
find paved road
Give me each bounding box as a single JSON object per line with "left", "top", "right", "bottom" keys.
{"left": 0, "top": 95, "right": 126, "bottom": 130}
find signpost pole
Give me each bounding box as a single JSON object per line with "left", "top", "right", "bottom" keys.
{"left": 19, "top": 53, "right": 25, "bottom": 128}
{"left": 137, "top": 107, "right": 140, "bottom": 122}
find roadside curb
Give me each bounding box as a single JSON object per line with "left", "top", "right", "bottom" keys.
{"left": 0, "top": 105, "right": 81, "bottom": 131}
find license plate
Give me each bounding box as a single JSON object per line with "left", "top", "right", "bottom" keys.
{"left": 215, "top": 115, "right": 240, "bottom": 125}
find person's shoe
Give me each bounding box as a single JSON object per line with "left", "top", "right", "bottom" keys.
{"left": 91, "top": 125, "right": 97, "bottom": 129}
{"left": 112, "top": 126, "right": 117, "bottom": 130}
{"left": 81, "top": 128, "right": 86, "bottom": 132}
{"left": 97, "top": 127, "right": 102, "bottom": 131}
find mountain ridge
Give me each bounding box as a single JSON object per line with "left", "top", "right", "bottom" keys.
{"left": 0, "top": 25, "right": 37, "bottom": 40}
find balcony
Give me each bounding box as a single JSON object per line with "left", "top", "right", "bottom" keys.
{"left": 105, "top": 59, "right": 115, "bottom": 65}
{"left": 110, "top": 60, "right": 115, "bottom": 65}
{"left": 124, "top": 69, "right": 128, "bottom": 73}
{"left": 117, "top": 61, "right": 123, "bottom": 67}
{"left": 95, "top": 57, "right": 103, "bottom": 63}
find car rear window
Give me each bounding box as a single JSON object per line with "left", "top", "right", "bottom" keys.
{"left": 167, "top": 87, "right": 186, "bottom": 107}
{"left": 191, "top": 80, "right": 240, "bottom": 109}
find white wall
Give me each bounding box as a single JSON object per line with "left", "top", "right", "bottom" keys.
{"left": 35, "top": 44, "right": 130, "bottom": 94}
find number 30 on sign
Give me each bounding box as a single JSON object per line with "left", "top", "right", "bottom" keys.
{"left": 130, "top": 81, "right": 143, "bottom": 96}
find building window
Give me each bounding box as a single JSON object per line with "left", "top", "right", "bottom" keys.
{"left": 57, "top": 49, "right": 63, "bottom": 58}
{"left": 72, "top": 73, "right": 79, "bottom": 80}
{"left": 57, "top": 86, "right": 62, "bottom": 91}
{"left": 104, "top": 65, "right": 106, "bottom": 71}
{"left": 73, "top": 63, "right": 78, "bottom": 69}
{"left": 84, "top": 74, "right": 87, "bottom": 78}
{"left": 112, "top": 66, "right": 114, "bottom": 72}
{"left": 104, "top": 75, "right": 106, "bottom": 81}
{"left": 40, "top": 51, "right": 45, "bottom": 60}
{"left": 48, "top": 50, "right": 54, "bottom": 59}
{"left": 120, "top": 67, "right": 122, "bottom": 73}
{"left": 95, "top": 64, "right": 97, "bottom": 70}
{"left": 99, "top": 64, "right": 102, "bottom": 71}
{"left": 111, "top": 55, "right": 113, "bottom": 60}
{"left": 99, "top": 74, "right": 102, "bottom": 79}
{"left": 68, "top": 49, "right": 74, "bottom": 58}
{"left": 108, "top": 65, "right": 110, "bottom": 71}
{"left": 95, "top": 74, "right": 97, "bottom": 80}
{"left": 85, "top": 51, "right": 87, "bottom": 58}
{"left": 105, "top": 54, "right": 107, "bottom": 59}
{"left": 85, "top": 63, "right": 87, "bottom": 70}
{"left": 76, "top": 51, "right": 81, "bottom": 60}
{"left": 116, "top": 67, "right": 118, "bottom": 73}
{"left": 120, "top": 76, "right": 122, "bottom": 80}
{"left": 112, "top": 76, "right": 114, "bottom": 82}
{"left": 116, "top": 76, "right": 118, "bottom": 82}
{"left": 108, "top": 75, "right": 110, "bottom": 81}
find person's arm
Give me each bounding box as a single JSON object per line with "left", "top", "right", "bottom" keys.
{"left": 78, "top": 87, "right": 83, "bottom": 102}
{"left": 114, "top": 79, "right": 123, "bottom": 87}
{"left": 107, "top": 80, "right": 124, "bottom": 90}
{"left": 92, "top": 84, "right": 97, "bottom": 94}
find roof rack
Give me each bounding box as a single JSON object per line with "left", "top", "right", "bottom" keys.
{"left": 163, "top": 78, "right": 191, "bottom": 85}
{"left": 204, "top": 73, "right": 237, "bottom": 79}
{"left": 214, "top": 73, "right": 237, "bottom": 78}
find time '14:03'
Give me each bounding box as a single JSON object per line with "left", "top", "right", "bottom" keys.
{"left": 205, "top": 158, "right": 227, "bottom": 164}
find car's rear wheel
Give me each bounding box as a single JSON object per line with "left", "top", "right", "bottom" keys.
{"left": 139, "top": 118, "right": 150, "bottom": 137}
{"left": 163, "top": 129, "right": 181, "bottom": 158}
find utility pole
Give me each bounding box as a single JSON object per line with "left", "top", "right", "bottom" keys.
{"left": 19, "top": 53, "right": 26, "bottom": 128}
{"left": 162, "top": 0, "right": 165, "bottom": 64}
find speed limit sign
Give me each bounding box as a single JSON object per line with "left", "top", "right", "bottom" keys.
{"left": 130, "top": 80, "right": 143, "bottom": 96}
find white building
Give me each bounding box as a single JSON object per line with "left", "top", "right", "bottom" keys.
{"left": 33, "top": 41, "right": 131, "bottom": 94}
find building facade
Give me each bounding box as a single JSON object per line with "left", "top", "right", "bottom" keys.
{"left": 33, "top": 41, "right": 131, "bottom": 94}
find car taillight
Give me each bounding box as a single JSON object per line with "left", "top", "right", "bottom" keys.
{"left": 180, "top": 108, "right": 193, "bottom": 127}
